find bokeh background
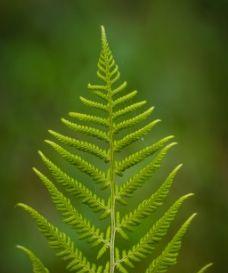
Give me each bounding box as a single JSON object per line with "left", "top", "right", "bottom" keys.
{"left": 1, "top": 1, "right": 227, "bottom": 273}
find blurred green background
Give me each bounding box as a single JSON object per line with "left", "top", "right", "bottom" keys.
{"left": 1, "top": 0, "right": 227, "bottom": 273}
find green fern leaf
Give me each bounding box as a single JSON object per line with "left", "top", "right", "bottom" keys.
{"left": 116, "top": 145, "right": 178, "bottom": 202}
{"left": 113, "top": 100, "right": 147, "bottom": 119}
{"left": 48, "top": 130, "right": 108, "bottom": 161}
{"left": 113, "top": 107, "right": 154, "bottom": 133}
{"left": 117, "top": 164, "right": 182, "bottom": 231}
{"left": 62, "top": 118, "right": 109, "bottom": 141}
{"left": 45, "top": 140, "right": 107, "bottom": 185}
{"left": 17, "top": 203, "right": 102, "bottom": 273}
{"left": 68, "top": 112, "right": 109, "bottom": 127}
{"left": 111, "top": 81, "right": 127, "bottom": 96}
{"left": 87, "top": 83, "right": 107, "bottom": 91}
{"left": 18, "top": 25, "right": 211, "bottom": 273}
{"left": 145, "top": 213, "right": 197, "bottom": 273}
{"left": 33, "top": 168, "right": 108, "bottom": 246}
{"left": 115, "top": 135, "right": 174, "bottom": 175}
{"left": 112, "top": 90, "right": 138, "bottom": 107}
{"left": 80, "top": 96, "right": 108, "bottom": 111}
{"left": 92, "top": 90, "right": 109, "bottom": 101}
{"left": 117, "top": 193, "right": 193, "bottom": 267}
{"left": 17, "top": 245, "right": 49, "bottom": 273}
{"left": 38, "top": 151, "right": 108, "bottom": 214}
{"left": 114, "top": 119, "right": 161, "bottom": 152}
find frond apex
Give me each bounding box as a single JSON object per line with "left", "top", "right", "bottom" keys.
{"left": 38, "top": 151, "right": 48, "bottom": 163}
{"left": 196, "top": 263, "right": 213, "bottom": 273}
{"left": 17, "top": 245, "right": 49, "bottom": 273}
{"left": 16, "top": 244, "right": 23, "bottom": 249}
{"left": 184, "top": 192, "right": 195, "bottom": 199}
{"left": 44, "top": 139, "right": 52, "bottom": 145}
{"left": 189, "top": 212, "right": 197, "bottom": 220}
{"left": 168, "top": 141, "right": 178, "bottom": 148}
{"left": 16, "top": 202, "right": 26, "bottom": 209}
{"left": 173, "top": 163, "right": 183, "bottom": 172}
{"left": 32, "top": 167, "right": 39, "bottom": 174}
{"left": 101, "top": 25, "right": 107, "bottom": 41}
{"left": 47, "top": 129, "right": 54, "bottom": 134}
{"left": 38, "top": 150, "right": 44, "bottom": 157}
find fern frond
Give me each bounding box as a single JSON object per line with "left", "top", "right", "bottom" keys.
{"left": 62, "top": 118, "right": 109, "bottom": 142}
{"left": 116, "top": 144, "right": 178, "bottom": 202}
{"left": 113, "top": 90, "right": 138, "bottom": 107}
{"left": 117, "top": 193, "right": 193, "bottom": 266}
{"left": 18, "top": 26, "right": 211, "bottom": 273}
{"left": 145, "top": 213, "right": 197, "bottom": 273}
{"left": 97, "top": 59, "right": 106, "bottom": 74}
{"left": 17, "top": 203, "right": 102, "bottom": 273}
{"left": 103, "top": 262, "right": 110, "bottom": 273}
{"left": 97, "top": 70, "right": 107, "bottom": 82}
{"left": 111, "top": 81, "right": 127, "bottom": 96}
{"left": 38, "top": 151, "right": 109, "bottom": 214}
{"left": 113, "top": 107, "right": 154, "bottom": 134}
{"left": 117, "top": 164, "right": 182, "bottom": 231}
{"left": 87, "top": 83, "right": 108, "bottom": 91}
{"left": 45, "top": 140, "right": 107, "bottom": 185}
{"left": 110, "top": 71, "right": 120, "bottom": 85}
{"left": 109, "top": 64, "right": 118, "bottom": 76}
{"left": 17, "top": 245, "right": 49, "bottom": 273}
{"left": 114, "top": 119, "right": 161, "bottom": 152}
{"left": 97, "top": 61, "right": 118, "bottom": 83}
{"left": 90, "top": 25, "right": 120, "bottom": 91}
{"left": 68, "top": 112, "right": 109, "bottom": 127}
{"left": 33, "top": 168, "right": 108, "bottom": 247}
{"left": 115, "top": 248, "right": 129, "bottom": 273}
{"left": 80, "top": 96, "right": 108, "bottom": 112}
{"left": 116, "top": 136, "right": 174, "bottom": 174}
{"left": 93, "top": 90, "right": 109, "bottom": 101}
{"left": 48, "top": 130, "right": 108, "bottom": 161}
{"left": 196, "top": 263, "right": 213, "bottom": 273}
{"left": 113, "top": 101, "right": 146, "bottom": 119}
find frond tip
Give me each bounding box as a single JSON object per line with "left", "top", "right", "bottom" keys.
{"left": 196, "top": 263, "right": 213, "bottom": 273}
{"left": 101, "top": 25, "right": 107, "bottom": 47}
{"left": 17, "top": 245, "right": 49, "bottom": 273}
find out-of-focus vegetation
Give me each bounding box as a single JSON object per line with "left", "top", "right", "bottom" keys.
{"left": 0, "top": 1, "right": 227, "bottom": 273}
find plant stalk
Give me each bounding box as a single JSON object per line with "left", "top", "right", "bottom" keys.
{"left": 108, "top": 83, "right": 116, "bottom": 273}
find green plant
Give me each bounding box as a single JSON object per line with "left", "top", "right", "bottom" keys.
{"left": 17, "top": 26, "right": 213, "bottom": 273}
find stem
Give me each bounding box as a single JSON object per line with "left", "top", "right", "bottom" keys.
{"left": 109, "top": 92, "right": 116, "bottom": 273}
{"left": 108, "top": 87, "right": 116, "bottom": 273}
{"left": 101, "top": 26, "right": 116, "bottom": 272}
